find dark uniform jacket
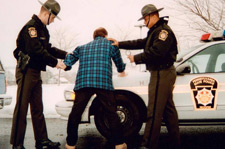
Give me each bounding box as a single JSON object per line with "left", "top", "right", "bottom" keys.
{"left": 13, "top": 14, "right": 67, "bottom": 71}
{"left": 119, "top": 17, "right": 178, "bottom": 71}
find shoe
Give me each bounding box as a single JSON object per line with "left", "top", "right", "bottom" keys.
{"left": 35, "top": 139, "right": 60, "bottom": 149}
{"left": 12, "top": 145, "right": 25, "bottom": 149}
{"left": 115, "top": 143, "right": 127, "bottom": 149}
{"left": 65, "top": 143, "right": 76, "bottom": 149}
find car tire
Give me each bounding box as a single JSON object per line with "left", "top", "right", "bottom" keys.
{"left": 94, "top": 92, "right": 144, "bottom": 139}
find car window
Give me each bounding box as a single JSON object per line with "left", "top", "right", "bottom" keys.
{"left": 177, "top": 44, "right": 203, "bottom": 61}
{"left": 187, "top": 55, "right": 210, "bottom": 73}
{"left": 215, "top": 54, "right": 225, "bottom": 72}
{"left": 183, "top": 43, "right": 225, "bottom": 74}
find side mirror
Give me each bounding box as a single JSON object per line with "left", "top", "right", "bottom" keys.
{"left": 176, "top": 63, "right": 191, "bottom": 75}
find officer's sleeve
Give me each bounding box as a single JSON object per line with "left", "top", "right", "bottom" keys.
{"left": 134, "top": 29, "right": 174, "bottom": 64}
{"left": 119, "top": 38, "right": 146, "bottom": 50}
{"left": 24, "top": 26, "right": 58, "bottom": 67}
{"left": 47, "top": 43, "right": 68, "bottom": 59}
{"left": 111, "top": 45, "right": 126, "bottom": 73}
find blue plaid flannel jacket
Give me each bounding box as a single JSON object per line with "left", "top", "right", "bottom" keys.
{"left": 64, "top": 37, "right": 126, "bottom": 91}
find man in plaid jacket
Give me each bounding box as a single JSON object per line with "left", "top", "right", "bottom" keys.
{"left": 63, "top": 27, "right": 127, "bottom": 149}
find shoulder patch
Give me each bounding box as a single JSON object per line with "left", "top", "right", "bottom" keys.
{"left": 158, "top": 30, "right": 168, "bottom": 41}
{"left": 28, "top": 27, "right": 37, "bottom": 38}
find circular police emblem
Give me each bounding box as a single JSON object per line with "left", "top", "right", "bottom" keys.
{"left": 158, "top": 30, "right": 168, "bottom": 41}
{"left": 28, "top": 27, "right": 37, "bottom": 38}
{"left": 195, "top": 88, "right": 214, "bottom": 106}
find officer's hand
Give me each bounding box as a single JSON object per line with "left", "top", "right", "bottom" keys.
{"left": 107, "top": 38, "right": 119, "bottom": 47}
{"left": 56, "top": 60, "right": 67, "bottom": 70}
{"left": 127, "top": 55, "right": 134, "bottom": 63}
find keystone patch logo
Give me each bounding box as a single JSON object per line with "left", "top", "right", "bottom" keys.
{"left": 190, "top": 77, "right": 218, "bottom": 110}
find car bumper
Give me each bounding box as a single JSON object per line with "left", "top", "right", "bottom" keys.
{"left": 55, "top": 100, "right": 73, "bottom": 120}
{"left": 0, "top": 94, "right": 12, "bottom": 109}
{"left": 55, "top": 100, "right": 91, "bottom": 122}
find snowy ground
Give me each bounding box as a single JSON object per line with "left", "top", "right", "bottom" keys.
{"left": 0, "top": 84, "right": 72, "bottom": 118}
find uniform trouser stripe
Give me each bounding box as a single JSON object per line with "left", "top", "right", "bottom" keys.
{"left": 12, "top": 70, "right": 25, "bottom": 145}
{"left": 146, "top": 70, "right": 160, "bottom": 147}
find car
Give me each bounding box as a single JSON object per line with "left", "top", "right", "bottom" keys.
{"left": 0, "top": 60, "right": 12, "bottom": 109}
{"left": 55, "top": 30, "right": 225, "bottom": 139}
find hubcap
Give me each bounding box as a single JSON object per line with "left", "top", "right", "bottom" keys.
{"left": 116, "top": 106, "right": 128, "bottom": 123}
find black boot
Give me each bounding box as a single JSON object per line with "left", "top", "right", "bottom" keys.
{"left": 12, "top": 145, "right": 25, "bottom": 149}
{"left": 35, "top": 139, "right": 60, "bottom": 149}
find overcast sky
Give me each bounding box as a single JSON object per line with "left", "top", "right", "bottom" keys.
{"left": 0, "top": 0, "right": 195, "bottom": 68}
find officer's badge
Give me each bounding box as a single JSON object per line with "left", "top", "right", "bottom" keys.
{"left": 158, "top": 30, "right": 168, "bottom": 41}
{"left": 190, "top": 77, "right": 218, "bottom": 110}
{"left": 28, "top": 27, "right": 37, "bottom": 38}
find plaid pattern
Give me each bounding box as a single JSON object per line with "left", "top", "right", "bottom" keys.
{"left": 64, "top": 37, "right": 126, "bottom": 91}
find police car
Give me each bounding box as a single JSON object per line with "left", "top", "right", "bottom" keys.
{"left": 55, "top": 30, "right": 225, "bottom": 139}
{"left": 0, "top": 60, "right": 12, "bottom": 109}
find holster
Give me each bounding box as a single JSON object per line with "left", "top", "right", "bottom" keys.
{"left": 17, "top": 51, "right": 30, "bottom": 73}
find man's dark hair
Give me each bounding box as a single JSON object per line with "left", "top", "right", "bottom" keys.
{"left": 93, "top": 27, "right": 108, "bottom": 39}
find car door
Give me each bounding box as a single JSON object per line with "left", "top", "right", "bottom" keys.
{"left": 174, "top": 43, "right": 225, "bottom": 120}
{"left": 0, "top": 60, "right": 6, "bottom": 94}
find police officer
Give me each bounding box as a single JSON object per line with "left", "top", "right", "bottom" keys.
{"left": 110, "top": 4, "right": 180, "bottom": 149}
{"left": 11, "top": 0, "right": 67, "bottom": 149}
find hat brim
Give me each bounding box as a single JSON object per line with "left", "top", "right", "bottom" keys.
{"left": 138, "top": 7, "right": 164, "bottom": 21}
{"left": 38, "top": 0, "right": 61, "bottom": 20}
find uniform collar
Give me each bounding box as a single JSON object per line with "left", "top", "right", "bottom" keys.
{"left": 151, "top": 17, "right": 167, "bottom": 29}
{"left": 32, "top": 14, "right": 46, "bottom": 28}
{"left": 147, "top": 16, "right": 168, "bottom": 35}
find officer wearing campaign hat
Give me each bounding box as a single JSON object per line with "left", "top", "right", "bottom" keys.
{"left": 138, "top": 4, "right": 164, "bottom": 21}
{"left": 38, "top": 0, "right": 61, "bottom": 24}
{"left": 11, "top": 0, "right": 67, "bottom": 148}
{"left": 110, "top": 4, "right": 180, "bottom": 149}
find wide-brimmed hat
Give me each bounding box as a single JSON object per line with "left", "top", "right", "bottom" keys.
{"left": 38, "top": 0, "right": 61, "bottom": 20}
{"left": 138, "top": 4, "right": 163, "bottom": 21}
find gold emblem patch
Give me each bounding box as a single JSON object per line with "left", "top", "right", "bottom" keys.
{"left": 28, "top": 27, "right": 37, "bottom": 38}
{"left": 195, "top": 88, "right": 214, "bottom": 106}
{"left": 158, "top": 30, "right": 168, "bottom": 41}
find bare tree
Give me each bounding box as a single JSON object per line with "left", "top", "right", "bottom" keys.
{"left": 51, "top": 27, "right": 79, "bottom": 52}
{"left": 50, "top": 26, "right": 79, "bottom": 85}
{"left": 166, "top": 0, "right": 225, "bottom": 50}
{"left": 174, "top": 0, "right": 225, "bottom": 33}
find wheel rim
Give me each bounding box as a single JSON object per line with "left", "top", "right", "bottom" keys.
{"left": 116, "top": 106, "right": 127, "bottom": 123}
{"left": 94, "top": 94, "right": 144, "bottom": 139}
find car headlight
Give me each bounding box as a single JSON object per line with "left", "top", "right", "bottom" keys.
{"left": 64, "top": 90, "right": 75, "bottom": 101}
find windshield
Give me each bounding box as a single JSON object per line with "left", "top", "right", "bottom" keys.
{"left": 177, "top": 44, "right": 204, "bottom": 61}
